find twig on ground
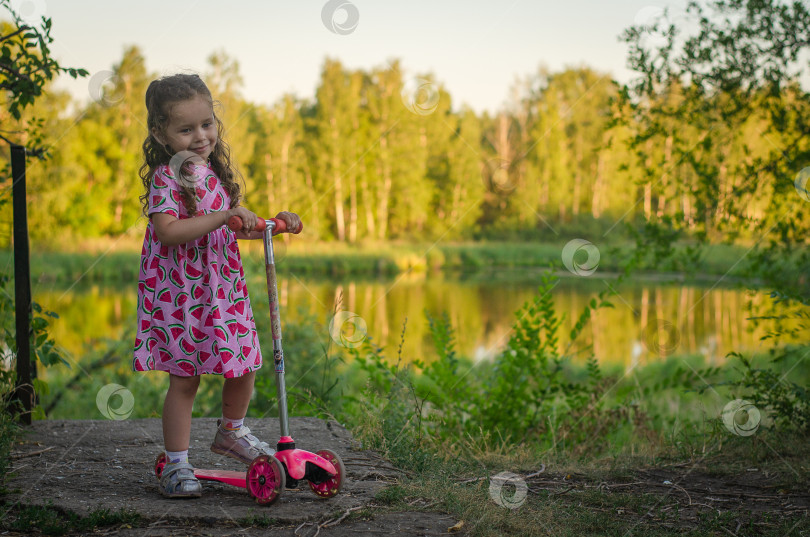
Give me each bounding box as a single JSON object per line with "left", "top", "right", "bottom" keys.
{"left": 10, "top": 446, "right": 54, "bottom": 459}
{"left": 358, "top": 470, "right": 398, "bottom": 482}
{"left": 603, "top": 481, "right": 646, "bottom": 489}
{"left": 294, "top": 521, "right": 320, "bottom": 537}
{"left": 455, "top": 467, "right": 546, "bottom": 485}
{"left": 323, "top": 505, "right": 366, "bottom": 528}
{"left": 718, "top": 524, "right": 738, "bottom": 537}
{"left": 551, "top": 485, "right": 577, "bottom": 496}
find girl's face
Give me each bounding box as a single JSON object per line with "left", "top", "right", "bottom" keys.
{"left": 153, "top": 94, "right": 217, "bottom": 162}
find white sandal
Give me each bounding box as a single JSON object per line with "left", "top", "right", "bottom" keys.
{"left": 159, "top": 462, "right": 202, "bottom": 498}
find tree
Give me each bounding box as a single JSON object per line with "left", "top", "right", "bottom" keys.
{"left": 0, "top": 1, "right": 87, "bottom": 158}
{"left": 0, "top": 0, "right": 80, "bottom": 421}
{"left": 621, "top": 1, "right": 810, "bottom": 302}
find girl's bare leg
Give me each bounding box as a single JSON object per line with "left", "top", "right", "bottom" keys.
{"left": 163, "top": 374, "right": 201, "bottom": 451}
{"left": 221, "top": 370, "right": 255, "bottom": 420}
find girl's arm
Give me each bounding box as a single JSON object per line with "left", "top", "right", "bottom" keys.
{"left": 152, "top": 207, "right": 259, "bottom": 247}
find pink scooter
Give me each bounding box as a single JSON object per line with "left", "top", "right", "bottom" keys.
{"left": 155, "top": 217, "right": 345, "bottom": 505}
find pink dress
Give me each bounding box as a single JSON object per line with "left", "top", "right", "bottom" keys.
{"left": 132, "top": 163, "right": 262, "bottom": 377}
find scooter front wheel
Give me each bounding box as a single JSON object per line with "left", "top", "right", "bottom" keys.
{"left": 248, "top": 454, "right": 286, "bottom": 505}
{"left": 308, "top": 449, "right": 345, "bottom": 498}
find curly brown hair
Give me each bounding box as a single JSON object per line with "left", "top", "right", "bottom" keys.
{"left": 139, "top": 73, "right": 242, "bottom": 217}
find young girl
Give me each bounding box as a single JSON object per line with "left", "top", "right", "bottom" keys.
{"left": 132, "top": 73, "right": 302, "bottom": 498}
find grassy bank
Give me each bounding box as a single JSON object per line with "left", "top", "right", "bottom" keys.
{"left": 1, "top": 240, "right": 759, "bottom": 285}
{"left": 366, "top": 429, "right": 810, "bottom": 537}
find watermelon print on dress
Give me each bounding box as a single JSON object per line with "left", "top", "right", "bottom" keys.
{"left": 132, "top": 163, "right": 262, "bottom": 377}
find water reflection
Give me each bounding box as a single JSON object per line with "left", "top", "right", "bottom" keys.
{"left": 33, "top": 270, "right": 791, "bottom": 383}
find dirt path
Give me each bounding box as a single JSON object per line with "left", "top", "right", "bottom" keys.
{"left": 7, "top": 418, "right": 806, "bottom": 535}
{"left": 4, "top": 418, "right": 461, "bottom": 536}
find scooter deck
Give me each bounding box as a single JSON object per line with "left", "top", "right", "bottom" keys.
{"left": 195, "top": 469, "right": 246, "bottom": 488}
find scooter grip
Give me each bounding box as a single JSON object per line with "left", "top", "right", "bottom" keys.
{"left": 227, "top": 215, "right": 267, "bottom": 232}
{"left": 227, "top": 216, "right": 300, "bottom": 235}
{"left": 270, "top": 218, "right": 287, "bottom": 233}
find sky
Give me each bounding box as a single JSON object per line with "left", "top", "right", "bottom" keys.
{"left": 18, "top": 0, "right": 690, "bottom": 114}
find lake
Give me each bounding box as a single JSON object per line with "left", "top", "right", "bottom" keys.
{"left": 33, "top": 268, "right": 786, "bottom": 386}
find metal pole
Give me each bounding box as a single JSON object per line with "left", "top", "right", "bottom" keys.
{"left": 11, "top": 144, "right": 35, "bottom": 425}
{"left": 263, "top": 221, "right": 290, "bottom": 439}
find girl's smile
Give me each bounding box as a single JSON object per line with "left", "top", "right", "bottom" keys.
{"left": 153, "top": 94, "right": 218, "bottom": 162}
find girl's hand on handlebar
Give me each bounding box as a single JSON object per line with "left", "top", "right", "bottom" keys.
{"left": 225, "top": 207, "right": 259, "bottom": 233}
{"left": 275, "top": 211, "right": 303, "bottom": 234}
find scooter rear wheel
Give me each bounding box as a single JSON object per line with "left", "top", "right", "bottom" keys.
{"left": 308, "top": 449, "right": 345, "bottom": 498}
{"left": 248, "top": 454, "right": 285, "bottom": 505}
{"left": 154, "top": 452, "right": 167, "bottom": 478}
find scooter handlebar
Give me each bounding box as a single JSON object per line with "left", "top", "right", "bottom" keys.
{"left": 227, "top": 216, "right": 290, "bottom": 234}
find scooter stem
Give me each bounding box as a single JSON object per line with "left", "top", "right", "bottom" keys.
{"left": 262, "top": 219, "right": 290, "bottom": 440}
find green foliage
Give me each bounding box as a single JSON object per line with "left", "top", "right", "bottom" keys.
{"left": 0, "top": 1, "right": 87, "bottom": 157}
{"left": 0, "top": 1, "right": 79, "bottom": 483}
{"left": 0, "top": 272, "right": 67, "bottom": 366}
{"left": 344, "top": 326, "right": 438, "bottom": 472}
{"left": 236, "top": 513, "right": 280, "bottom": 528}
{"left": 413, "top": 311, "right": 467, "bottom": 414}
{"left": 720, "top": 350, "right": 810, "bottom": 432}
{"left": 252, "top": 308, "right": 347, "bottom": 419}
{"left": 0, "top": 504, "right": 140, "bottom": 536}
{"left": 471, "top": 273, "right": 620, "bottom": 450}
{"left": 334, "top": 272, "right": 643, "bottom": 460}
{"left": 618, "top": 3, "right": 810, "bottom": 449}
{"left": 0, "top": 264, "right": 68, "bottom": 422}
{"left": 0, "top": 399, "right": 17, "bottom": 491}
{"left": 327, "top": 264, "right": 809, "bottom": 463}
{"left": 482, "top": 272, "right": 566, "bottom": 440}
